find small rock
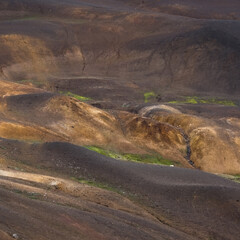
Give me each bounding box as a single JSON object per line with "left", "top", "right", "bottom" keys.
{"left": 12, "top": 233, "right": 19, "bottom": 239}
{"left": 50, "top": 181, "right": 61, "bottom": 189}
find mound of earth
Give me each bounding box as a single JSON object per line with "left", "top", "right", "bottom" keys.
{"left": 137, "top": 104, "right": 240, "bottom": 174}
{"left": 0, "top": 80, "right": 191, "bottom": 165}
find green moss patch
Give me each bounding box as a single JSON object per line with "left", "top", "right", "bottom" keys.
{"left": 169, "top": 96, "right": 236, "bottom": 106}
{"left": 59, "top": 91, "right": 92, "bottom": 102}
{"left": 144, "top": 91, "right": 156, "bottom": 103}
{"left": 218, "top": 174, "right": 240, "bottom": 183}
{"left": 74, "top": 177, "right": 121, "bottom": 193}
{"left": 85, "top": 146, "right": 178, "bottom": 166}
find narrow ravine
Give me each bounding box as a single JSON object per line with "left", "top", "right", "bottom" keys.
{"left": 177, "top": 128, "right": 194, "bottom": 167}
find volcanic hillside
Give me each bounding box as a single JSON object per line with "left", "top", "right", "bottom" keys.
{"left": 0, "top": 0, "right": 240, "bottom": 100}
{"left": 0, "top": 1, "right": 239, "bottom": 240}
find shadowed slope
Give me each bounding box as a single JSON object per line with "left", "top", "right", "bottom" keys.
{"left": 0, "top": 168, "right": 171, "bottom": 240}
{"left": 0, "top": 1, "right": 240, "bottom": 99}
{"left": 0, "top": 139, "right": 239, "bottom": 240}
{"left": 0, "top": 188, "right": 167, "bottom": 240}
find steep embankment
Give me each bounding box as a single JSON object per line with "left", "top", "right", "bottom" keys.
{"left": 138, "top": 104, "right": 240, "bottom": 174}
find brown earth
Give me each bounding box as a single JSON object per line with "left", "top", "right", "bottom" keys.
{"left": 0, "top": 139, "right": 239, "bottom": 240}
{"left": 0, "top": 0, "right": 240, "bottom": 101}
{"left": 137, "top": 104, "right": 240, "bottom": 174}
{"left": 0, "top": 1, "right": 240, "bottom": 240}
{"left": 0, "top": 81, "right": 190, "bottom": 160}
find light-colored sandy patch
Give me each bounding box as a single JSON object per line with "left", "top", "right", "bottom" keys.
{"left": 0, "top": 169, "right": 155, "bottom": 220}
{"left": 139, "top": 105, "right": 181, "bottom": 116}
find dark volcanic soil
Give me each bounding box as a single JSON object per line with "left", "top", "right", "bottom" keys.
{"left": 0, "top": 139, "right": 239, "bottom": 240}
{"left": 0, "top": 1, "right": 240, "bottom": 240}
{"left": 0, "top": 0, "right": 240, "bottom": 104}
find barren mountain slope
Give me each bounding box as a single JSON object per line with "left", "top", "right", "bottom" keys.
{"left": 0, "top": 0, "right": 239, "bottom": 101}
{"left": 0, "top": 1, "right": 240, "bottom": 240}
{"left": 0, "top": 138, "right": 239, "bottom": 240}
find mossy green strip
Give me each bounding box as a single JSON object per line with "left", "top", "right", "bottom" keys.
{"left": 144, "top": 91, "right": 156, "bottom": 103}
{"left": 74, "top": 177, "right": 121, "bottom": 193}
{"left": 217, "top": 174, "right": 240, "bottom": 184}
{"left": 59, "top": 91, "right": 92, "bottom": 101}
{"left": 169, "top": 96, "right": 236, "bottom": 106}
{"left": 85, "top": 146, "right": 177, "bottom": 166}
